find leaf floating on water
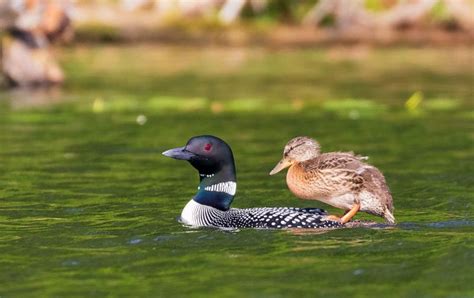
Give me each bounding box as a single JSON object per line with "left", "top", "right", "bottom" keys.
{"left": 92, "top": 97, "right": 105, "bottom": 113}
{"left": 405, "top": 91, "right": 423, "bottom": 113}
{"left": 211, "top": 101, "right": 224, "bottom": 114}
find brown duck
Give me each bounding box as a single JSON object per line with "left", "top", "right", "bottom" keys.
{"left": 270, "top": 136, "right": 395, "bottom": 224}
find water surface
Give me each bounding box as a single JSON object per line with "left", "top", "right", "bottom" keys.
{"left": 0, "top": 46, "right": 473, "bottom": 297}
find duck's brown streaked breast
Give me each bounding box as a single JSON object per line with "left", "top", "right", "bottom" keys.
{"left": 287, "top": 163, "right": 328, "bottom": 200}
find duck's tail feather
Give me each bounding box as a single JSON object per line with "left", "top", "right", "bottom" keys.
{"left": 384, "top": 208, "right": 396, "bottom": 225}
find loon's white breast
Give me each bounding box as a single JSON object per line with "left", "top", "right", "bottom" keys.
{"left": 180, "top": 199, "right": 217, "bottom": 226}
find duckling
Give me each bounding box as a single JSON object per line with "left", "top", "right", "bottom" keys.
{"left": 162, "top": 135, "right": 341, "bottom": 229}
{"left": 270, "top": 136, "right": 395, "bottom": 224}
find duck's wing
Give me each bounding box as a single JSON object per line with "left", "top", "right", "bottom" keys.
{"left": 319, "top": 155, "right": 390, "bottom": 204}
{"left": 304, "top": 152, "right": 366, "bottom": 171}
{"left": 297, "top": 153, "right": 366, "bottom": 197}
{"left": 306, "top": 167, "right": 365, "bottom": 198}
{"left": 224, "top": 207, "right": 340, "bottom": 229}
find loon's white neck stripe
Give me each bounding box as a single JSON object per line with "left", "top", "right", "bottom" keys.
{"left": 204, "top": 181, "right": 236, "bottom": 196}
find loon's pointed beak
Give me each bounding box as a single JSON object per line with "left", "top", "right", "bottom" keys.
{"left": 269, "top": 158, "right": 292, "bottom": 175}
{"left": 162, "top": 146, "right": 196, "bottom": 160}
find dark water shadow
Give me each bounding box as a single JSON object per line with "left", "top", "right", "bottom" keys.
{"left": 399, "top": 220, "right": 474, "bottom": 230}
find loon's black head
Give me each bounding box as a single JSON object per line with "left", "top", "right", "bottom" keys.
{"left": 162, "top": 135, "right": 235, "bottom": 174}
{"left": 162, "top": 135, "right": 236, "bottom": 210}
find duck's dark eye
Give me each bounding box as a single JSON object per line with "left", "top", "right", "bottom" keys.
{"left": 204, "top": 143, "right": 212, "bottom": 151}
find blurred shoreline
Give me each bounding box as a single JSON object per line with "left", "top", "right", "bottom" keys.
{"left": 68, "top": 0, "right": 474, "bottom": 47}
{"left": 73, "top": 23, "right": 474, "bottom": 47}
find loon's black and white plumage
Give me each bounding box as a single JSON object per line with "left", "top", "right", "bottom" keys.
{"left": 180, "top": 200, "right": 338, "bottom": 229}
{"left": 163, "top": 135, "right": 340, "bottom": 229}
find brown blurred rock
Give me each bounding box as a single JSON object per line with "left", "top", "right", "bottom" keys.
{"left": 2, "top": 35, "right": 63, "bottom": 87}
{"left": 1, "top": 0, "right": 73, "bottom": 87}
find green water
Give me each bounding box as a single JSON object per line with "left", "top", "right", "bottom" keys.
{"left": 0, "top": 46, "right": 473, "bottom": 297}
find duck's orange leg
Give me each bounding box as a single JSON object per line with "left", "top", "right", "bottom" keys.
{"left": 324, "top": 202, "right": 360, "bottom": 224}
{"left": 340, "top": 202, "right": 360, "bottom": 224}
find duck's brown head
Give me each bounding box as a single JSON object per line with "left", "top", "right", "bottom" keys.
{"left": 269, "top": 136, "right": 320, "bottom": 175}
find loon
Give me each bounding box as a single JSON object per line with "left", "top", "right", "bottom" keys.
{"left": 270, "top": 136, "right": 395, "bottom": 224}
{"left": 162, "top": 135, "right": 341, "bottom": 229}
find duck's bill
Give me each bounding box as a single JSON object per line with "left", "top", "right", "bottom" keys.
{"left": 162, "top": 146, "right": 196, "bottom": 160}
{"left": 269, "top": 158, "right": 292, "bottom": 175}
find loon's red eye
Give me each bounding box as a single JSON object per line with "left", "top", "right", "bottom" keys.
{"left": 204, "top": 143, "right": 212, "bottom": 151}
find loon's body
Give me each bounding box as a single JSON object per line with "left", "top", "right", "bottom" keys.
{"left": 163, "top": 135, "right": 340, "bottom": 229}
{"left": 180, "top": 199, "right": 338, "bottom": 229}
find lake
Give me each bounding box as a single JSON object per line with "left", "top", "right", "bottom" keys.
{"left": 0, "top": 45, "right": 472, "bottom": 297}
